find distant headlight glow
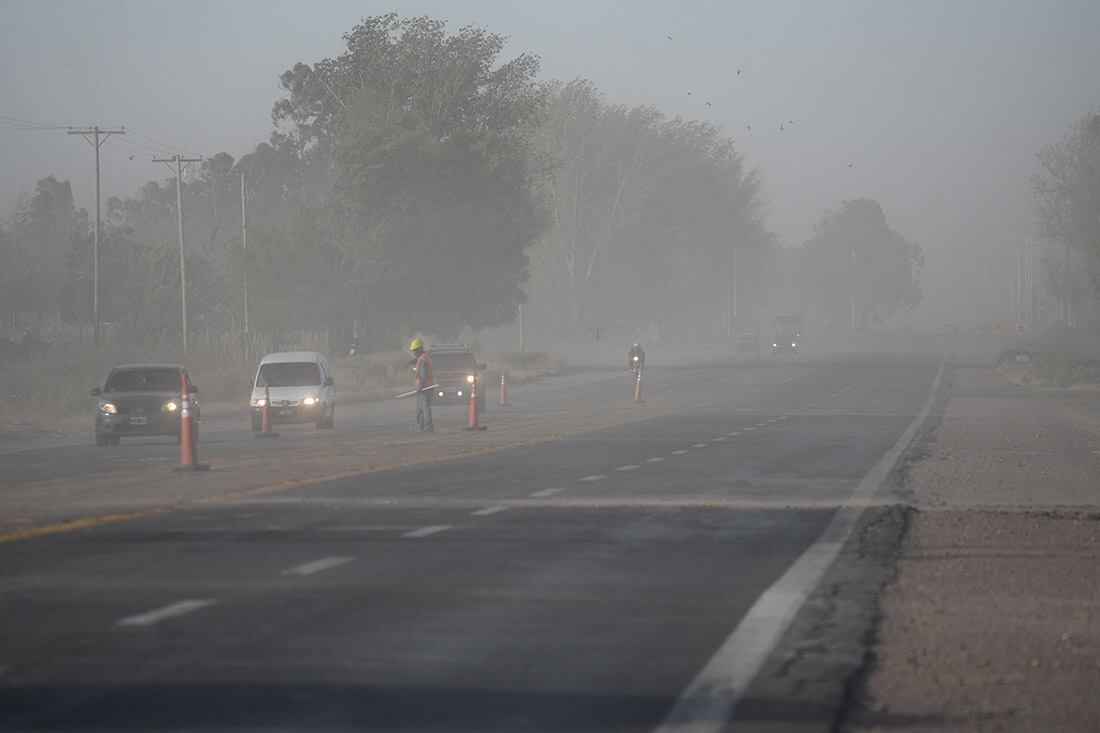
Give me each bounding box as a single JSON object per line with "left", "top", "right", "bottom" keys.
{"left": 251, "top": 398, "right": 267, "bottom": 407}
{"left": 466, "top": 374, "right": 475, "bottom": 384}
{"left": 302, "top": 396, "right": 318, "bottom": 406}
{"left": 164, "top": 400, "right": 179, "bottom": 412}
{"left": 457, "top": 390, "right": 464, "bottom": 397}
{"left": 98, "top": 401, "right": 117, "bottom": 415}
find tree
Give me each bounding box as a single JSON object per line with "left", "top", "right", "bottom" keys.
{"left": 270, "top": 14, "right": 548, "bottom": 340}
{"left": 1033, "top": 113, "right": 1100, "bottom": 290}
{"left": 799, "top": 199, "right": 922, "bottom": 330}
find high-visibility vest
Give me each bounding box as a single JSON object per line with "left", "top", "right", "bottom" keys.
{"left": 415, "top": 352, "right": 433, "bottom": 389}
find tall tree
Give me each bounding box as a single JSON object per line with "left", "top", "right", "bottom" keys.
{"left": 799, "top": 199, "right": 922, "bottom": 329}
{"left": 1033, "top": 113, "right": 1100, "bottom": 290}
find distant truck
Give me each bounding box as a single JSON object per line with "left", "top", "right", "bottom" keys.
{"left": 773, "top": 314, "right": 804, "bottom": 353}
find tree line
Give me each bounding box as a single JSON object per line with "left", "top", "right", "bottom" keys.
{"left": 1, "top": 13, "right": 932, "bottom": 357}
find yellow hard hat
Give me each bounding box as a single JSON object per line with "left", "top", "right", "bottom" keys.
{"left": 409, "top": 337, "right": 423, "bottom": 351}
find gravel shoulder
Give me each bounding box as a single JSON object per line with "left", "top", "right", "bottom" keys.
{"left": 845, "top": 367, "right": 1100, "bottom": 731}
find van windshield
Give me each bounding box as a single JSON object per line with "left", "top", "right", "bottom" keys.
{"left": 429, "top": 352, "right": 476, "bottom": 372}
{"left": 256, "top": 362, "right": 321, "bottom": 387}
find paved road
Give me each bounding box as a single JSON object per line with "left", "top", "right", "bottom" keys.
{"left": 0, "top": 353, "right": 941, "bottom": 731}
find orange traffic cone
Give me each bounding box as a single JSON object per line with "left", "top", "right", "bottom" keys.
{"left": 255, "top": 383, "right": 279, "bottom": 438}
{"left": 464, "top": 375, "right": 487, "bottom": 431}
{"left": 174, "top": 372, "right": 209, "bottom": 472}
{"left": 499, "top": 368, "right": 509, "bottom": 407}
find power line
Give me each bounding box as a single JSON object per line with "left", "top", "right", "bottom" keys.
{"left": 127, "top": 127, "right": 202, "bottom": 157}
{"left": 0, "top": 113, "right": 70, "bottom": 129}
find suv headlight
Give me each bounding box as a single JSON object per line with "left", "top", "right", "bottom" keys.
{"left": 466, "top": 374, "right": 475, "bottom": 384}
{"left": 251, "top": 398, "right": 267, "bottom": 407}
{"left": 302, "top": 396, "right": 318, "bottom": 406}
{"left": 98, "top": 400, "right": 117, "bottom": 415}
{"left": 164, "top": 400, "right": 180, "bottom": 412}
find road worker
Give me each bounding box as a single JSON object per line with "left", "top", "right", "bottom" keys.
{"left": 409, "top": 338, "right": 434, "bottom": 432}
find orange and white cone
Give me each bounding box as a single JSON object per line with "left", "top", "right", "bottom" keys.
{"left": 464, "top": 375, "right": 487, "bottom": 431}
{"left": 175, "top": 372, "right": 209, "bottom": 472}
{"left": 256, "top": 383, "right": 279, "bottom": 438}
{"left": 499, "top": 368, "right": 509, "bottom": 407}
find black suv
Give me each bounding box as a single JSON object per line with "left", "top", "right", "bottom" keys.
{"left": 92, "top": 364, "right": 199, "bottom": 446}
{"left": 427, "top": 345, "right": 488, "bottom": 413}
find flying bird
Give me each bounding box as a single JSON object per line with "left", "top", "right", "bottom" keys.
{"left": 686, "top": 91, "right": 692, "bottom": 95}
{"left": 746, "top": 125, "right": 751, "bottom": 131}
{"left": 736, "top": 69, "right": 742, "bottom": 75}
{"left": 847, "top": 163, "right": 854, "bottom": 168}
{"left": 667, "top": 35, "right": 673, "bottom": 40}
{"left": 788, "top": 120, "right": 794, "bottom": 124}
{"left": 780, "top": 124, "right": 785, "bottom": 131}
{"left": 706, "top": 101, "right": 712, "bottom": 106}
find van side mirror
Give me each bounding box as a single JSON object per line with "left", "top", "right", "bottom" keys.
{"left": 90, "top": 387, "right": 101, "bottom": 396}
{"left": 324, "top": 376, "right": 334, "bottom": 387}
{"left": 190, "top": 384, "right": 199, "bottom": 394}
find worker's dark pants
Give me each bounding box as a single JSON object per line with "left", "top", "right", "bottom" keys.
{"left": 417, "top": 391, "right": 433, "bottom": 431}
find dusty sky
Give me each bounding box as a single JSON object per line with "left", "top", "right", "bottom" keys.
{"left": 2, "top": 0, "right": 1097, "bottom": 325}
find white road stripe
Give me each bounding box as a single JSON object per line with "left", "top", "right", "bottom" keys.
{"left": 777, "top": 416, "right": 789, "bottom": 421}
{"left": 403, "top": 525, "right": 452, "bottom": 538}
{"left": 711, "top": 437, "right": 726, "bottom": 442}
{"left": 530, "top": 488, "right": 564, "bottom": 497}
{"left": 615, "top": 465, "right": 639, "bottom": 471}
{"left": 646, "top": 457, "right": 666, "bottom": 463}
{"left": 117, "top": 599, "right": 216, "bottom": 627}
{"left": 692, "top": 443, "right": 709, "bottom": 448}
{"left": 281, "top": 556, "right": 352, "bottom": 576}
{"left": 766, "top": 419, "right": 778, "bottom": 423}
{"left": 670, "top": 450, "right": 690, "bottom": 455}
{"left": 471, "top": 506, "right": 508, "bottom": 516}
{"left": 728, "top": 432, "right": 741, "bottom": 436}
{"left": 579, "top": 475, "right": 606, "bottom": 482}
{"left": 655, "top": 356, "right": 946, "bottom": 733}
{"left": 743, "top": 427, "right": 756, "bottom": 431}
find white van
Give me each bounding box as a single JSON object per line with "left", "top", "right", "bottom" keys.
{"left": 250, "top": 351, "right": 335, "bottom": 430}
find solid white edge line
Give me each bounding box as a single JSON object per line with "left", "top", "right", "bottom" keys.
{"left": 655, "top": 356, "right": 946, "bottom": 733}
{"left": 403, "top": 525, "right": 452, "bottom": 538}
{"left": 471, "top": 506, "right": 508, "bottom": 516}
{"left": 281, "top": 556, "right": 352, "bottom": 577}
{"left": 117, "top": 599, "right": 216, "bottom": 627}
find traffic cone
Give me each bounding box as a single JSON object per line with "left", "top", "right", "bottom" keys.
{"left": 633, "top": 367, "right": 644, "bottom": 403}
{"left": 255, "top": 383, "right": 279, "bottom": 438}
{"left": 499, "top": 368, "right": 509, "bottom": 407}
{"left": 464, "top": 375, "right": 487, "bottom": 431}
{"left": 174, "top": 372, "right": 209, "bottom": 472}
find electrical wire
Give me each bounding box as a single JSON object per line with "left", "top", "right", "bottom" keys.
{"left": 124, "top": 127, "right": 202, "bottom": 157}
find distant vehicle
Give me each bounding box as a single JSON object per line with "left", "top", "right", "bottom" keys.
{"left": 773, "top": 313, "right": 803, "bottom": 353}
{"left": 428, "top": 344, "right": 488, "bottom": 413}
{"left": 250, "top": 351, "right": 335, "bottom": 431}
{"left": 736, "top": 333, "right": 761, "bottom": 354}
{"left": 92, "top": 364, "right": 198, "bottom": 447}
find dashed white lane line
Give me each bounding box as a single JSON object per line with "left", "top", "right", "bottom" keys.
{"left": 766, "top": 419, "right": 778, "bottom": 423}
{"left": 615, "top": 465, "right": 639, "bottom": 471}
{"left": 579, "top": 475, "right": 606, "bottom": 482}
{"left": 117, "top": 599, "right": 216, "bottom": 627}
{"left": 777, "top": 416, "right": 789, "bottom": 421}
{"left": 646, "top": 457, "right": 666, "bottom": 463}
{"left": 711, "top": 437, "right": 726, "bottom": 442}
{"left": 530, "top": 488, "right": 564, "bottom": 498}
{"left": 670, "top": 450, "right": 690, "bottom": 455}
{"left": 403, "top": 525, "right": 452, "bottom": 538}
{"left": 471, "top": 506, "right": 508, "bottom": 516}
{"left": 692, "top": 443, "right": 709, "bottom": 449}
{"left": 743, "top": 427, "right": 756, "bottom": 431}
{"left": 281, "top": 556, "right": 352, "bottom": 576}
{"left": 728, "top": 432, "right": 741, "bottom": 436}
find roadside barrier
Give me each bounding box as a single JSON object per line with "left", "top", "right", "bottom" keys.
{"left": 499, "top": 368, "right": 509, "bottom": 407}
{"left": 634, "top": 367, "right": 644, "bottom": 403}
{"left": 255, "top": 383, "right": 279, "bottom": 438}
{"left": 464, "top": 375, "right": 487, "bottom": 431}
{"left": 174, "top": 372, "right": 209, "bottom": 472}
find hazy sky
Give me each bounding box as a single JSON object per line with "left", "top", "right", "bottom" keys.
{"left": 2, "top": 0, "right": 1098, "bottom": 324}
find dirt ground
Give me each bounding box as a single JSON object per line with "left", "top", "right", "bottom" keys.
{"left": 846, "top": 368, "right": 1100, "bottom": 732}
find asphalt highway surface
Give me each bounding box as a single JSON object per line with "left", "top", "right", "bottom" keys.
{"left": 0, "top": 352, "right": 943, "bottom": 731}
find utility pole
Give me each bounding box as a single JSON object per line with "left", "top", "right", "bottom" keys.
{"left": 68, "top": 126, "right": 124, "bottom": 346}
{"left": 154, "top": 154, "right": 203, "bottom": 352}
{"left": 240, "top": 173, "right": 249, "bottom": 336}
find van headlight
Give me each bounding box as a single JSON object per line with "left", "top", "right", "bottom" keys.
{"left": 302, "top": 396, "right": 318, "bottom": 406}
{"left": 251, "top": 398, "right": 267, "bottom": 407}
{"left": 164, "top": 400, "right": 179, "bottom": 412}
{"left": 98, "top": 400, "right": 117, "bottom": 415}
{"left": 466, "top": 374, "right": 475, "bottom": 384}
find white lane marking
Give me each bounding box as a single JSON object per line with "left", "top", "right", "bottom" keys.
{"left": 403, "top": 525, "right": 452, "bottom": 538}
{"left": 777, "top": 416, "right": 789, "bottom": 421}
{"left": 728, "top": 432, "right": 741, "bottom": 436}
{"left": 670, "top": 450, "right": 690, "bottom": 455}
{"left": 117, "top": 599, "right": 216, "bottom": 627}
{"left": 530, "top": 488, "right": 564, "bottom": 498}
{"left": 656, "top": 356, "right": 946, "bottom": 733}
{"left": 281, "top": 556, "right": 352, "bottom": 577}
{"left": 743, "top": 427, "right": 756, "bottom": 431}
{"left": 692, "top": 443, "right": 709, "bottom": 448}
{"left": 766, "top": 419, "right": 778, "bottom": 423}
{"left": 615, "top": 465, "right": 639, "bottom": 471}
{"left": 646, "top": 457, "right": 666, "bottom": 463}
{"left": 755, "top": 423, "right": 768, "bottom": 427}
{"left": 471, "top": 506, "right": 508, "bottom": 516}
{"left": 711, "top": 437, "right": 726, "bottom": 442}
{"left": 579, "top": 475, "right": 606, "bottom": 482}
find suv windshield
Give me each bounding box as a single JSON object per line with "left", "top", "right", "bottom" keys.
{"left": 104, "top": 369, "right": 180, "bottom": 392}
{"left": 429, "top": 352, "right": 477, "bottom": 372}
{"left": 256, "top": 362, "right": 321, "bottom": 387}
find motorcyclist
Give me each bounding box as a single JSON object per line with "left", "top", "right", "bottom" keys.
{"left": 628, "top": 343, "right": 645, "bottom": 372}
